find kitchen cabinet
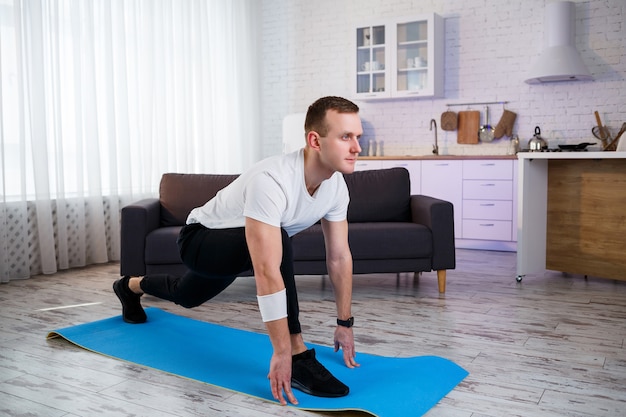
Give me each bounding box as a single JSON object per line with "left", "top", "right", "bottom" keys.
{"left": 517, "top": 152, "right": 626, "bottom": 282}
{"left": 353, "top": 13, "right": 444, "bottom": 100}
{"left": 354, "top": 160, "right": 383, "bottom": 171}
{"left": 354, "top": 24, "right": 389, "bottom": 99}
{"left": 381, "top": 160, "right": 421, "bottom": 195}
{"left": 512, "top": 159, "right": 518, "bottom": 242}
{"left": 421, "top": 160, "right": 463, "bottom": 238}
{"left": 462, "top": 160, "right": 514, "bottom": 241}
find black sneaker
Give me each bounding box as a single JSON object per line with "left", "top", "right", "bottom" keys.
{"left": 113, "top": 276, "right": 147, "bottom": 324}
{"left": 291, "top": 348, "right": 349, "bottom": 397}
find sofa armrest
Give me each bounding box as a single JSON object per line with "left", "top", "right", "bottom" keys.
{"left": 410, "top": 195, "right": 456, "bottom": 271}
{"left": 120, "top": 198, "right": 161, "bottom": 277}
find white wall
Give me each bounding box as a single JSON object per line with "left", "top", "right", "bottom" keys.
{"left": 260, "top": 0, "right": 625, "bottom": 157}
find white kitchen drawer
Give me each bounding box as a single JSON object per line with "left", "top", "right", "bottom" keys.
{"left": 462, "top": 219, "right": 512, "bottom": 241}
{"left": 422, "top": 160, "right": 463, "bottom": 238}
{"left": 463, "top": 160, "right": 513, "bottom": 180}
{"left": 463, "top": 200, "right": 513, "bottom": 221}
{"left": 463, "top": 179, "right": 513, "bottom": 200}
{"left": 355, "top": 160, "right": 383, "bottom": 171}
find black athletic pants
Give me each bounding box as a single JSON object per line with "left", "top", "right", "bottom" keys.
{"left": 140, "top": 222, "right": 302, "bottom": 334}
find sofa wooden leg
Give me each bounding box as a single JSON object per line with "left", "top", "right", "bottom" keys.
{"left": 437, "top": 270, "right": 446, "bottom": 293}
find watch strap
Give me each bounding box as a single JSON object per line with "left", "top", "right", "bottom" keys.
{"left": 337, "top": 317, "right": 354, "bottom": 328}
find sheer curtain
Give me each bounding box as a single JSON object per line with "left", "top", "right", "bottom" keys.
{"left": 0, "top": 0, "right": 260, "bottom": 282}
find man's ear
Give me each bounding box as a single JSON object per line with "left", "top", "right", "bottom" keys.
{"left": 306, "top": 131, "right": 321, "bottom": 150}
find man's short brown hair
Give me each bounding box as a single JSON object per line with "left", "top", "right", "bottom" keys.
{"left": 304, "top": 96, "right": 359, "bottom": 137}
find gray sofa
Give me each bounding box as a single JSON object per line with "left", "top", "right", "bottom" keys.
{"left": 120, "top": 167, "right": 456, "bottom": 293}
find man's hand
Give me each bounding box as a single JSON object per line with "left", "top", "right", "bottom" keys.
{"left": 268, "top": 351, "right": 298, "bottom": 406}
{"left": 334, "top": 326, "right": 360, "bottom": 368}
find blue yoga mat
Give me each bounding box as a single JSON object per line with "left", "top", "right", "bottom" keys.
{"left": 47, "top": 307, "right": 468, "bottom": 417}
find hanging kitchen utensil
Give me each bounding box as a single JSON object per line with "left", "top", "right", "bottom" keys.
{"left": 593, "top": 111, "right": 610, "bottom": 148}
{"left": 478, "top": 106, "right": 495, "bottom": 142}
{"left": 457, "top": 110, "right": 480, "bottom": 144}
{"left": 494, "top": 108, "right": 517, "bottom": 139}
{"left": 528, "top": 126, "right": 548, "bottom": 151}
{"left": 441, "top": 109, "right": 458, "bottom": 131}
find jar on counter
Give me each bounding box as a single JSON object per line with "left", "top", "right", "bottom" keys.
{"left": 508, "top": 135, "right": 520, "bottom": 154}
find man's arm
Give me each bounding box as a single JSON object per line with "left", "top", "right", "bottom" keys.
{"left": 244, "top": 217, "right": 298, "bottom": 405}
{"left": 321, "top": 218, "right": 359, "bottom": 368}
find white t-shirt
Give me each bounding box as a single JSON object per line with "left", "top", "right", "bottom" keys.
{"left": 186, "top": 149, "right": 349, "bottom": 237}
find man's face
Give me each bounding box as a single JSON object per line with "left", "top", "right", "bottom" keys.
{"left": 317, "top": 110, "right": 363, "bottom": 174}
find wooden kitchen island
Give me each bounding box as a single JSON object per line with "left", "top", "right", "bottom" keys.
{"left": 516, "top": 151, "right": 626, "bottom": 281}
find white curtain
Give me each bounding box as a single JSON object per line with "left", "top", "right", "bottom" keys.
{"left": 0, "top": 0, "right": 261, "bottom": 282}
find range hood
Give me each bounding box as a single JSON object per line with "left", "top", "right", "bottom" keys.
{"left": 525, "top": 1, "right": 592, "bottom": 84}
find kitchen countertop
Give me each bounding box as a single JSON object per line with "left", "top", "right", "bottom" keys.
{"left": 360, "top": 151, "right": 626, "bottom": 161}
{"left": 358, "top": 154, "right": 517, "bottom": 160}
{"left": 516, "top": 151, "right": 626, "bottom": 160}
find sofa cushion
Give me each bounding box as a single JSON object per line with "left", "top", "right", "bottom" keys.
{"left": 292, "top": 222, "right": 432, "bottom": 261}
{"left": 349, "top": 223, "right": 432, "bottom": 259}
{"left": 343, "top": 168, "right": 411, "bottom": 223}
{"left": 160, "top": 173, "right": 238, "bottom": 226}
{"left": 145, "top": 226, "right": 183, "bottom": 264}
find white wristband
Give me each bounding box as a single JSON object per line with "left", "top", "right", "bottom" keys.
{"left": 256, "top": 288, "right": 288, "bottom": 322}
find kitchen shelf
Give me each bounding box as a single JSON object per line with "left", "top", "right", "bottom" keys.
{"left": 398, "top": 40, "right": 428, "bottom": 46}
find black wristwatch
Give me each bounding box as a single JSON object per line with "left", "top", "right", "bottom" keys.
{"left": 337, "top": 317, "right": 354, "bottom": 328}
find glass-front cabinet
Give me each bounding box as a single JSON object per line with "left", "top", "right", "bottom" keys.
{"left": 353, "top": 13, "right": 443, "bottom": 100}
{"left": 355, "top": 25, "right": 389, "bottom": 98}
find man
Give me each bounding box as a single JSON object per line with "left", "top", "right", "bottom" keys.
{"left": 113, "top": 96, "right": 362, "bottom": 406}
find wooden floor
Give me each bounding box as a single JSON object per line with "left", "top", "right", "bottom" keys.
{"left": 1, "top": 249, "right": 625, "bottom": 417}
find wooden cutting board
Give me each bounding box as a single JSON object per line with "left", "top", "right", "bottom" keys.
{"left": 457, "top": 110, "right": 480, "bottom": 144}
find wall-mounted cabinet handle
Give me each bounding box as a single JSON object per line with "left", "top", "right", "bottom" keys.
{"left": 479, "top": 223, "right": 495, "bottom": 227}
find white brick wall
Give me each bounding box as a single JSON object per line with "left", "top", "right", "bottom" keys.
{"left": 260, "top": 0, "right": 625, "bottom": 157}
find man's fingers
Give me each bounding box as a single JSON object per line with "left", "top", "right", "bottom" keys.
{"left": 339, "top": 343, "right": 360, "bottom": 368}
{"left": 284, "top": 384, "right": 299, "bottom": 405}
{"left": 269, "top": 375, "right": 298, "bottom": 405}
{"left": 348, "top": 354, "right": 360, "bottom": 368}
{"left": 342, "top": 347, "right": 355, "bottom": 368}
{"left": 270, "top": 377, "right": 286, "bottom": 405}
